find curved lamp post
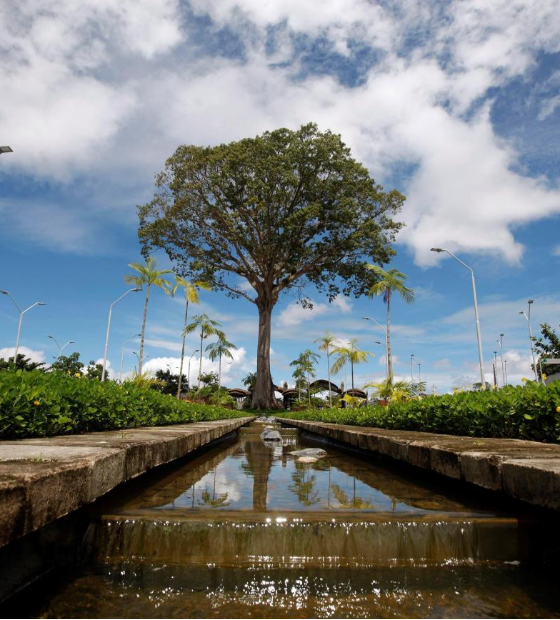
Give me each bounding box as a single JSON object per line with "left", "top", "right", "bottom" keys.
{"left": 363, "top": 316, "right": 389, "bottom": 380}
{"left": 519, "top": 300, "right": 539, "bottom": 382}
{"left": 101, "top": 288, "right": 141, "bottom": 381}
{"left": 187, "top": 349, "right": 199, "bottom": 392}
{"left": 431, "top": 248, "right": 485, "bottom": 388}
{"left": 1, "top": 290, "right": 46, "bottom": 362}
{"left": 48, "top": 335, "right": 75, "bottom": 360}
{"left": 119, "top": 333, "right": 141, "bottom": 382}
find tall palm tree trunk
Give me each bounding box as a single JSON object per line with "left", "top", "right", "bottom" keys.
{"left": 138, "top": 285, "right": 151, "bottom": 375}
{"left": 198, "top": 329, "right": 204, "bottom": 389}
{"left": 327, "top": 348, "right": 332, "bottom": 407}
{"left": 386, "top": 290, "right": 393, "bottom": 382}
{"left": 218, "top": 352, "right": 222, "bottom": 389}
{"left": 176, "top": 297, "right": 189, "bottom": 398}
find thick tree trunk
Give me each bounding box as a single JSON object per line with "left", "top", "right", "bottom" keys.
{"left": 386, "top": 291, "right": 393, "bottom": 382}
{"left": 176, "top": 298, "right": 189, "bottom": 398}
{"left": 138, "top": 285, "right": 150, "bottom": 375}
{"left": 251, "top": 298, "right": 278, "bottom": 409}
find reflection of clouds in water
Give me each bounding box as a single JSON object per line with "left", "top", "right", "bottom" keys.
{"left": 197, "top": 467, "right": 241, "bottom": 503}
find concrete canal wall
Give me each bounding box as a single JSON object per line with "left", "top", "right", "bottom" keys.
{"left": 0, "top": 418, "right": 253, "bottom": 549}
{"left": 278, "top": 418, "right": 560, "bottom": 511}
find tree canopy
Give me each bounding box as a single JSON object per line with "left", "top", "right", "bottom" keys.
{"left": 138, "top": 123, "right": 404, "bottom": 408}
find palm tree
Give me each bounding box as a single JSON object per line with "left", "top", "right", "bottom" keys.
{"left": 290, "top": 349, "right": 320, "bottom": 407}
{"left": 206, "top": 335, "right": 236, "bottom": 388}
{"left": 363, "top": 377, "right": 426, "bottom": 403}
{"left": 366, "top": 265, "right": 414, "bottom": 382}
{"left": 242, "top": 372, "right": 257, "bottom": 390}
{"left": 124, "top": 257, "right": 173, "bottom": 374}
{"left": 184, "top": 313, "right": 222, "bottom": 389}
{"left": 171, "top": 276, "right": 211, "bottom": 398}
{"left": 331, "top": 338, "right": 372, "bottom": 390}
{"left": 314, "top": 332, "right": 336, "bottom": 407}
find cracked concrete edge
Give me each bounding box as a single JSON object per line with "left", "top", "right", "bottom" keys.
{"left": 278, "top": 418, "right": 560, "bottom": 511}
{"left": 0, "top": 417, "right": 253, "bottom": 548}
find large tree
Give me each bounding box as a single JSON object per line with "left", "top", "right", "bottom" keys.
{"left": 138, "top": 123, "right": 404, "bottom": 408}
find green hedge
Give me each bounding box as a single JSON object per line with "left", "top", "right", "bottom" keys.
{"left": 0, "top": 370, "right": 246, "bottom": 439}
{"left": 281, "top": 381, "right": 560, "bottom": 443}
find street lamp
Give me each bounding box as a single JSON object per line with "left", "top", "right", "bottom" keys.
{"left": 1, "top": 291, "right": 46, "bottom": 362}
{"left": 431, "top": 248, "right": 485, "bottom": 388}
{"left": 363, "top": 316, "right": 389, "bottom": 379}
{"left": 0, "top": 146, "right": 13, "bottom": 154}
{"left": 418, "top": 362, "right": 421, "bottom": 381}
{"left": 519, "top": 299, "right": 539, "bottom": 382}
{"left": 101, "top": 288, "right": 141, "bottom": 381}
{"left": 48, "top": 335, "right": 75, "bottom": 360}
{"left": 187, "top": 349, "right": 199, "bottom": 391}
{"left": 410, "top": 354, "right": 415, "bottom": 382}
{"left": 504, "top": 359, "right": 508, "bottom": 386}
{"left": 497, "top": 333, "right": 505, "bottom": 386}
{"left": 119, "top": 333, "right": 141, "bottom": 382}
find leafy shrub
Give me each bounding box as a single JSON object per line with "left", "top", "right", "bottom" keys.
{"left": 0, "top": 370, "right": 246, "bottom": 439}
{"left": 281, "top": 381, "right": 560, "bottom": 443}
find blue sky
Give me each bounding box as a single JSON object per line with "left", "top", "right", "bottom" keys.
{"left": 1, "top": 0, "right": 559, "bottom": 392}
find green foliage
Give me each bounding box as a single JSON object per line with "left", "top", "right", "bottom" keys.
{"left": 85, "top": 361, "right": 104, "bottom": 381}
{"left": 364, "top": 377, "right": 426, "bottom": 402}
{"left": 242, "top": 372, "right": 256, "bottom": 389}
{"left": 0, "top": 354, "right": 45, "bottom": 372}
{"left": 138, "top": 123, "right": 404, "bottom": 408}
{"left": 282, "top": 381, "right": 560, "bottom": 443}
{"left": 50, "top": 352, "right": 83, "bottom": 375}
{"left": 199, "top": 371, "right": 220, "bottom": 387}
{"left": 0, "top": 370, "right": 245, "bottom": 439}
{"left": 151, "top": 369, "right": 188, "bottom": 395}
{"left": 534, "top": 322, "right": 560, "bottom": 378}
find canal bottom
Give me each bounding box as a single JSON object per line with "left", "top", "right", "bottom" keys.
{"left": 13, "top": 421, "right": 560, "bottom": 618}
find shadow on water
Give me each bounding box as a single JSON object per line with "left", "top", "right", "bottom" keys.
{"left": 8, "top": 420, "right": 560, "bottom": 619}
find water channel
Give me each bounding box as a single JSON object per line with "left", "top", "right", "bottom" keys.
{"left": 16, "top": 420, "right": 560, "bottom": 618}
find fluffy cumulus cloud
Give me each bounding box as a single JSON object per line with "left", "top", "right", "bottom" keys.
{"left": 1, "top": 0, "right": 560, "bottom": 262}
{"left": 140, "top": 346, "right": 250, "bottom": 386}
{"left": 0, "top": 346, "right": 45, "bottom": 363}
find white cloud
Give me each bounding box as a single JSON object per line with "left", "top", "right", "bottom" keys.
{"left": 1, "top": 0, "right": 560, "bottom": 264}
{"left": 140, "top": 347, "right": 250, "bottom": 386}
{"left": 0, "top": 346, "right": 45, "bottom": 363}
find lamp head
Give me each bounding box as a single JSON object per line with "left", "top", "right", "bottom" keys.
{"left": 133, "top": 287, "right": 142, "bottom": 292}
{"left": 500, "top": 333, "right": 504, "bottom": 337}
{"left": 1, "top": 290, "right": 9, "bottom": 295}
{"left": 38, "top": 302, "right": 46, "bottom": 306}
{"left": 0, "top": 146, "right": 13, "bottom": 154}
{"left": 48, "top": 335, "right": 54, "bottom": 339}
{"left": 69, "top": 340, "right": 75, "bottom": 344}
{"left": 528, "top": 299, "right": 534, "bottom": 305}
{"left": 430, "top": 247, "right": 445, "bottom": 253}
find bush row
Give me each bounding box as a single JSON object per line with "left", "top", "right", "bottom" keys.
{"left": 281, "top": 381, "right": 560, "bottom": 443}
{"left": 0, "top": 370, "right": 246, "bottom": 439}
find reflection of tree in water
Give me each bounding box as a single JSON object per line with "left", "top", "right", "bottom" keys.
{"left": 197, "top": 468, "right": 230, "bottom": 507}
{"left": 241, "top": 437, "right": 275, "bottom": 510}
{"left": 289, "top": 462, "right": 321, "bottom": 506}
{"left": 331, "top": 479, "right": 374, "bottom": 509}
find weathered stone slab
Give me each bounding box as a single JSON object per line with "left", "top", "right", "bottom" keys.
{"left": 502, "top": 458, "right": 560, "bottom": 511}
{"left": 0, "top": 418, "right": 252, "bottom": 548}
{"left": 278, "top": 418, "right": 560, "bottom": 511}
